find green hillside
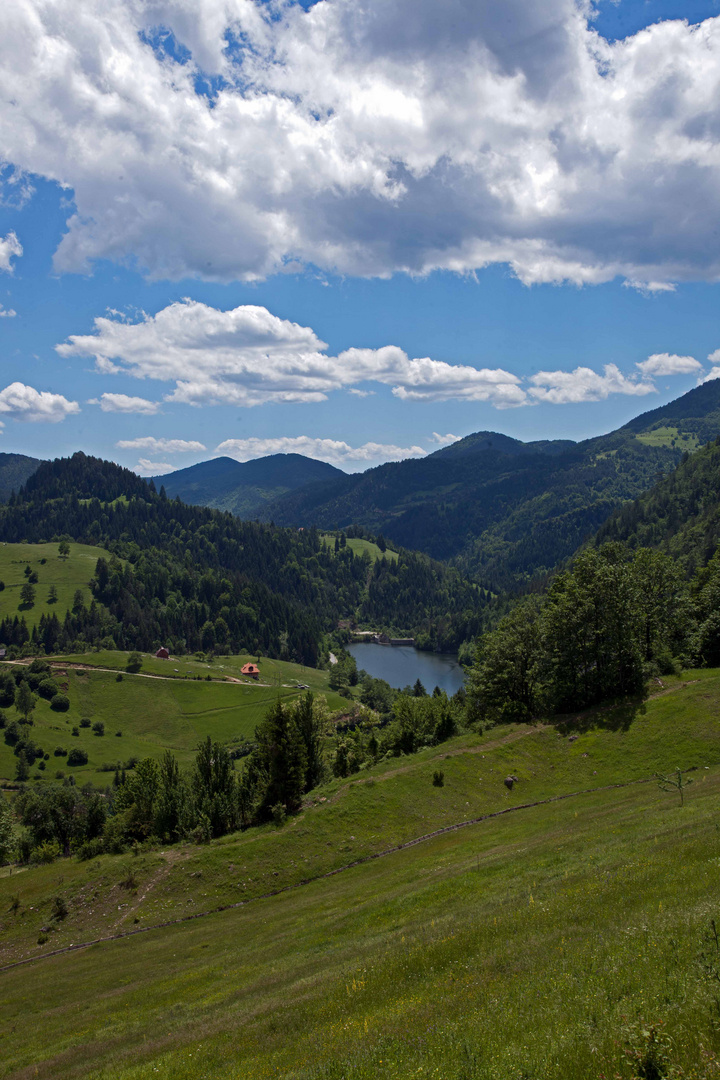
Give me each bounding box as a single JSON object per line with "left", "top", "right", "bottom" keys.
{"left": 259, "top": 380, "right": 720, "bottom": 589}
{"left": 0, "top": 453, "right": 41, "bottom": 503}
{"left": 0, "top": 652, "right": 346, "bottom": 786}
{"left": 0, "top": 673, "right": 719, "bottom": 1077}
{"left": 0, "top": 541, "right": 107, "bottom": 632}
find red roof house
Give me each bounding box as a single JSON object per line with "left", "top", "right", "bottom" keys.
{"left": 241, "top": 662, "right": 260, "bottom": 678}
{"left": 156, "top": 647, "right": 170, "bottom": 659}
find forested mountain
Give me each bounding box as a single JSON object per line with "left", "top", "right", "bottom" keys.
{"left": 595, "top": 435, "right": 720, "bottom": 574}
{"left": 258, "top": 381, "right": 720, "bottom": 588}
{"left": 0, "top": 452, "right": 41, "bottom": 502}
{"left": 0, "top": 453, "right": 483, "bottom": 660}
{"left": 155, "top": 453, "right": 345, "bottom": 518}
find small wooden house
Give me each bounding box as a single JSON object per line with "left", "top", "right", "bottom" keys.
{"left": 241, "top": 662, "right": 260, "bottom": 679}
{"left": 155, "top": 647, "right": 170, "bottom": 659}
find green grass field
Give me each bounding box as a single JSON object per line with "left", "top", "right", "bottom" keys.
{"left": 0, "top": 542, "right": 108, "bottom": 632}
{"left": 0, "top": 654, "right": 347, "bottom": 786}
{"left": 321, "top": 534, "right": 398, "bottom": 563}
{"left": 636, "top": 425, "right": 700, "bottom": 451}
{"left": 1, "top": 672, "right": 720, "bottom": 1078}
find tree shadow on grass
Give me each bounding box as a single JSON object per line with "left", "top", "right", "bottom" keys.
{"left": 553, "top": 694, "right": 647, "bottom": 735}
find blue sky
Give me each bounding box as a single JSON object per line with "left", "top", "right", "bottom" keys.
{"left": 0, "top": 0, "right": 719, "bottom": 473}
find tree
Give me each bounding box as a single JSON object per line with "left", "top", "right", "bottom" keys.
{"left": 191, "top": 737, "right": 236, "bottom": 837}
{"left": 254, "top": 701, "right": 307, "bottom": 816}
{"left": 15, "top": 680, "right": 36, "bottom": 723}
{"left": 656, "top": 768, "right": 693, "bottom": 807}
{"left": 58, "top": 540, "right": 70, "bottom": 559}
{"left": 0, "top": 793, "right": 15, "bottom": 865}
{"left": 290, "top": 692, "right": 328, "bottom": 792}
{"left": 467, "top": 599, "right": 545, "bottom": 725}
{"left": 17, "top": 783, "right": 105, "bottom": 857}
{"left": 126, "top": 651, "right": 143, "bottom": 673}
{"left": 72, "top": 589, "right": 85, "bottom": 614}
{"left": 19, "top": 582, "right": 35, "bottom": 607}
{"left": 15, "top": 751, "right": 30, "bottom": 782}
{"left": 47, "top": 584, "right": 58, "bottom": 604}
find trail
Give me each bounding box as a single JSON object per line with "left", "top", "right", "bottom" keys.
{"left": 0, "top": 773, "right": 659, "bottom": 975}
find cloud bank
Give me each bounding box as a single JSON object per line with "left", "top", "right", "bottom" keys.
{"left": 1, "top": 2, "right": 720, "bottom": 287}
{"left": 60, "top": 299, "right": 684, "bottom": 408}
{"left": 215, "top": 436, "right": 426, "bottom": 469}
{"left": 0, "top": 232, "right": 22, "bottom": 274}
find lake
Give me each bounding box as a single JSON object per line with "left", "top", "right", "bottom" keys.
{"left": 346, "top": 642, "right": 466, "bottom": 696}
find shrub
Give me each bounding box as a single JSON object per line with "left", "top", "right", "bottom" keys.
{"left": 51, "top": 896, "right": 68, "bottom": 921}
{"left": 79, "top": 717, "right": 91, "bottom": 728}
{"left": 115, "top": 672, "right": 123, "bottom": 682}
{"left": 271, "top": 802, "right": 287, "bottom": 827}
{"left": 55, "top": 771, "right": 65, "bottom": 780}
{"left": 50, "top": 694, "right": 70, "bottom": 712}
{"left": 71, "top": 727, "right": 79, "bottom": 737}
{"left": 38, "top": 678, "right": 59, "bottom": 700}
{"left": 54, "top": 746, "right": 67, "bottom": 757}
{"left": 30, "top": 840, "right": 61, "bottom": 864}
{"left": 67, "top": 747, "right": 88, "bottom": 766}
{"left": 432, "top": 769, "right": 445, "bottom": 787}
{"left": 37, "top": 760, "right": 46, "bottom": 771}
{"left": 76, "top": 837, "right": 105, "bottom": 861}
{"left": 115, "top": 730, "right": 122, "bottom": 737}
{"left": 92, "top": 721, "right": 105, "bottom": 736}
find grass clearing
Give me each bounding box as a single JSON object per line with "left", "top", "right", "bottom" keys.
{"left": 0, "top": 674, "right": 720, "bottom": 1077}
{"left": 0, "top": 542, "right": 108, "bottom": 632}
{"left": 636, "top": 425, "right": 700, "bottom": 451}
{"left": 321, "top": 534, "right": 398, "bottom": 563}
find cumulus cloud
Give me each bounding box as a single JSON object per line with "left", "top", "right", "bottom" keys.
{"left": 0, "top": 381, "right": 80, "bottom": 422}
{"left": 0, "top": 232, "right": 22, "bottom": 274}
{"left": 215, "top": 436, "right": 426, "bottom": 469}
{"left": 93, "top": 392, "right": 161, "bottom": 414}
{"left": 528, "top": 364, "right": 656, "bottom": 405}
{"left": 698, "top": 350, "right": 720, "bottom": 384}
{"left": 116, "top": 436, "right": 206, "bottom": 453}
{"left": 636, "top": 353, "right": 702, "bottom": 377}
{"left": 58, "top": 299, "right": 527, "bottom": 407}
{"left": 2, "top": 3, "right": 720, "bottom": 287}
{"left": 430, "top": 432, "right": 462, "bottom": 446}
{"left": 0, "top": 304, "right": 16, "bottom": 318}
{"left": 135, "top": 458, "right": 175, "bottom": 476}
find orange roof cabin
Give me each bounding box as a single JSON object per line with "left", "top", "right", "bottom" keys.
{"left": 155, "top": 647, "right": 170, "bottom": 659}
{"left": 241, "top": 662, "right": 260, "bottom": 679}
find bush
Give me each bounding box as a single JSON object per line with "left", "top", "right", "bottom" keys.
{"left": 37, "top": 760, "right": 46, "bottom": 771}
{"left": 79, "top": 717, "right": 91, "bottom": 728}
{"left": 115, "top": 672, "right": 123, "bottom": 682}
{"left": 51, "top": 895, "right": 68, "bottom": 921}
{"left": 54, "top": 746, "right": 67, "bottom": 756}
{"left": 432, "top": 769, "right": 445, "bottom": 787}
{"left": 115, "top": 730, "right": 122, "bottom": 737}
{"left": 71, "top": 727, "right": 79, "bottom": 737}
{"left": 38, "top": 678, "right": 59, "bottom": 700}
{"left": 92, "top": 721, "right": 105, "bottom": 736}
{"left": 30, "top": 840, "right": 61, "bottom": 864}
{"left": 67, "top": 747, "right": 88, "bottom": 766}
{"left": 76, "top": 837, "right": 105, "bottom": 861}
{"left": 50, "top": 694, "right": 70, "bottom": 712}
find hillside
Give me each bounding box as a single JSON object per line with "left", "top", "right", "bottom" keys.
{"left": 0, "top": 453, "right": 483, "bottom": 658}
{"left": 260, "top": 382, "right": 720, "bottom": 588}
{"left": 596, "top": 434, "right": 720, "bottom": 573}
{"left": 155, "top": 453, "right": 345, "bottom": 518}
{"left": 0, "top": 452, "right": 41, "bottom": 502}
{"left": 1, "top": 673, "right": 719, "bottom": 1078}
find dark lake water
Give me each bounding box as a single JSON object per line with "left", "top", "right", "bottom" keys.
{"left": 346, "top": 643, "right": 466, "bottom": 696}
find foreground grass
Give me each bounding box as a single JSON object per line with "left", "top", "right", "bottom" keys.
{"left": 0, "top": 674, "right": 719, "bottom": 1077}
{"left": 0, "top": 542, "right": 108, "bottom": 632}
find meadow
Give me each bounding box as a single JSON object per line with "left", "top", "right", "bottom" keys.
{"left": 0, "top": 653, "right": 347, "bottom": 787}
{"left": 0, "top": 541, "right": 108, "bottom": 632}
{"left": 0, "top": 671, "right": 719, "bottom": 1078}
{"left": 321, "top": 534, "right": 398, "bottom": 563}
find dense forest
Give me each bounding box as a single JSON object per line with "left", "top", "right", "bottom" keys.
{"left": 0, "top": 454, "right": 484, "bottom": 661}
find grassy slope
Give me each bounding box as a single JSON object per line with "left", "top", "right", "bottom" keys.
{"left": 0, "top": 655, "right": 347, "bottom": 786}
{"left": 0, "top": 542, "right": 107, "bottom": 632}
{"left": 1, "top": 673, "right": 720, "bottom": 1077}
{"left": 320, "top": 534, "right": 398, "bottom": 563}
{"left": 636, "top": 426, "right": 700, "bottom": 451}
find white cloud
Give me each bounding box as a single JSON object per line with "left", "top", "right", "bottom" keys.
{"left": 636, "top": 353, "right": 702, "bottom": 377}
{"left": 528, "top": 364, "right": 656, "bottom": 405}
{"left": 58, "top": 299, "right": 528, "bottom": 407}
{"left": 215, "top": 436, "right": 426, "bottom": 470}
{"left": 2, "top": 3, "right": 720, "bottom": 287}
{"left": 116, "top": 436, "right": 206, "bottom": 453}
{"left": 0, "top": 304, "right": 16, "bottom": 318}
{"left": 348, "top": 389, "right": 375, "bottom": 397}
{"left": 700, "top": 367, "right": 720, "bottom": 384}
{"left": 135, "top": 458, "right": 175, "bottom": 476}
{"left": 430, "top": 432, "right": 462, "bottom": 446}
{"left": 94, "top": 392, "right": 161, "bottom": 414}
{"left": 0, "top": 381, "right": 80, "bottom": 422}
{"left": 0, "top": 232, "right": 22, "bottom": 274}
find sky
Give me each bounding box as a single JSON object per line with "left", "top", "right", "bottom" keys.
{"left": 1, "top": 0, "right": 720, "bottom": 475}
